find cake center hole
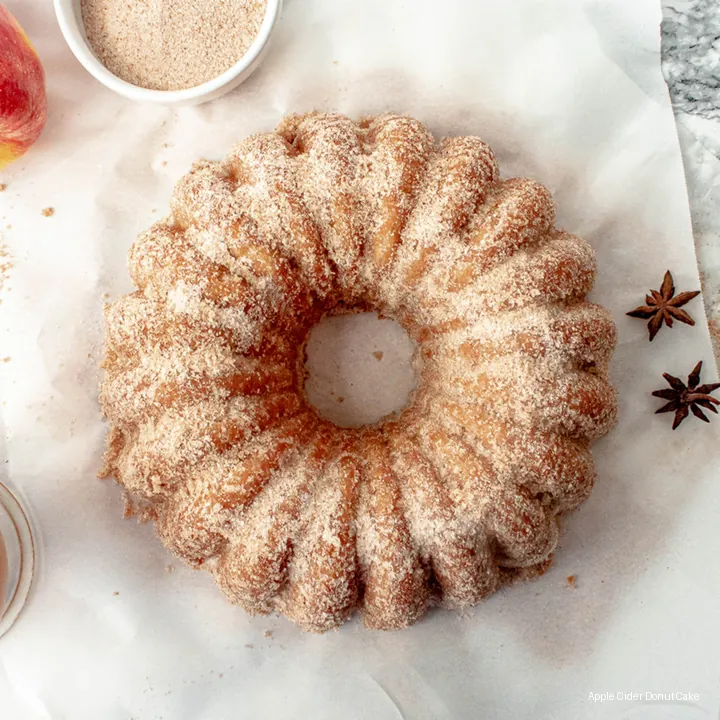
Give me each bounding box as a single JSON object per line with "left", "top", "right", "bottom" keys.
{"left": 303, "top": 312, "right": 418, "bottom": 429}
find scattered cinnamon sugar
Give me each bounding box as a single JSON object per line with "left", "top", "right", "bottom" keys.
{"left": 0, "top": 243, "right": 12, "bottom": 294}
{"left": 81, "top": 0, "right": 268, "bottom": 91}
{"left": 41, "top": 207, "right": 54, "bottom": 217}
{"left": 708, "top": 318, "right": 720, "bottom": 361}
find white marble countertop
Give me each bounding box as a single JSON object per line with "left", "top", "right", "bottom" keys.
{"left": 661, "top": 0, "right": 720, "bottom": 361}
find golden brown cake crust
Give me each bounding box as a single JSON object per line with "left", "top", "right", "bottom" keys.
{"left": 100, "top": 112, "right": 618, "bottom": 632}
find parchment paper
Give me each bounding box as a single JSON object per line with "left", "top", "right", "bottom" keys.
{"left": 1, "top": 0, "right": 719, "bottom": 718}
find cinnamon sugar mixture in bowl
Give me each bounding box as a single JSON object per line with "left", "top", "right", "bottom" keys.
{"left": 80, "top": 0, "right": 268, "bottom": 91}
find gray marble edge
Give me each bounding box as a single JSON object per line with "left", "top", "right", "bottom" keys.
{"left": 661, "top": 0, "right": 720, "bottom": 363}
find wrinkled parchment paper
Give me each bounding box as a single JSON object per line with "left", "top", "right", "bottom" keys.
{"left": 1, "top": 0, "right": 719, "bottom": 718}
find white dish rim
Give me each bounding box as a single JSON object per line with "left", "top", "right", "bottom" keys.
{"left": 53, "top": 0, "right": 282, "bottom": 105}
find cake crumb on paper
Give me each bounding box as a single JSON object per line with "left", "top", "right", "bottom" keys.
{"left": 0, "top": 184, "right": 6, "bottom": 192}
{"left": 566, "top": 575, "right": 577, "bottom": 589}
{"left": 0, "top": 243, "right": 13, "bottom": 293}
{"left": 372, "top": 351, "right": 384, "bottom": 361}
{"left": 41, "top": 207, "right": 55, "bottom": 217}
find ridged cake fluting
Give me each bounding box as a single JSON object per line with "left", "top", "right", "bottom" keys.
{"left": 100, "top": 112, "right": 618, "bottom": 632}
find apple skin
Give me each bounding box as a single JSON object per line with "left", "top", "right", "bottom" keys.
{"left": 0, "top": 5, "right": 47, "bottom": 169}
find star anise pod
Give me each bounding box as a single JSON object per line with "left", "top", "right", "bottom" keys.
{"left": 626, "top": 270, "right": 700, "bottom": 341}
{"left": 652, "top": 361, "right": 720, "bottom": 429}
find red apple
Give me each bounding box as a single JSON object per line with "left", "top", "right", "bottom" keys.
{"left": 0, "top": 5, "right": 46, "bottom": 169}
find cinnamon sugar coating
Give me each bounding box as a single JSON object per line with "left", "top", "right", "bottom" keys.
{"left": 99, "top": 113, "right": 618, "bottom": 632}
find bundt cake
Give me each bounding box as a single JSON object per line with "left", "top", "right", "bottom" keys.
{"left": 99, "top": 112, "right": 618, "bottom": 632}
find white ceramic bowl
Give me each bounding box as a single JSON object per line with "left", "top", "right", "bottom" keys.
{"left": 0, "top": 480, "right": 37, "bottom": 639}
{"left": 54, "top": 0, "right": 282, "bottom": 105}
